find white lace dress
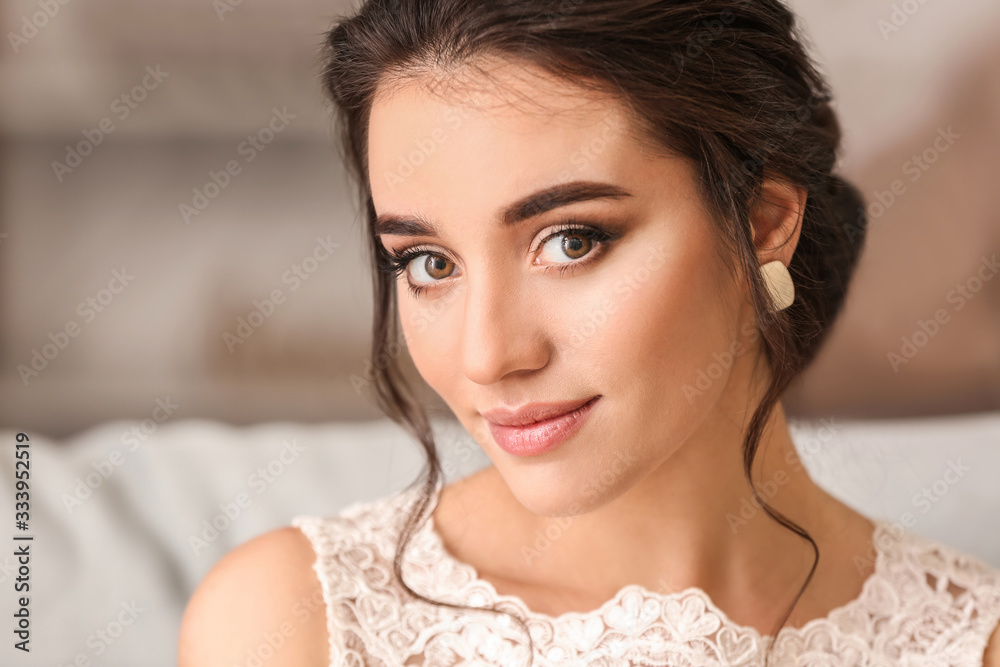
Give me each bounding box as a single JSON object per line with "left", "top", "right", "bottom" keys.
{"left": 292, "top": 479, "right": 1000, "bottom": 666}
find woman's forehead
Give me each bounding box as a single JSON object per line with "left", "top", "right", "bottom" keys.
{"left": 367, "top": 76, "right": 641, "bottom": 206}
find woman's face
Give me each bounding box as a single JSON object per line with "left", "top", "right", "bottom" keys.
{"left": 368, "top": 61, "right": 762, "bottom": 517}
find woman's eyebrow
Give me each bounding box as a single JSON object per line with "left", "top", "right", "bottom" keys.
{"left": 374, "top": 180, "right": 633, "bottom": 238}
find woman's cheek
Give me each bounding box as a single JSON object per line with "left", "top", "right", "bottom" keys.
{"left": 398, "top": 289, "right": 462, "bottom": 394}
{"left": 553, "top": 245, "right": 668, "bottom": 356}
{"left": 600, "top": 243, "right": 735, "bottom": 416}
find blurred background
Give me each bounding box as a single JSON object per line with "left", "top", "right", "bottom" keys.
{"left": 0, "top": 0, "right": 998, "bottom": 434}
{"left": 0, "top": 0, "right": 998, "bottom": 665}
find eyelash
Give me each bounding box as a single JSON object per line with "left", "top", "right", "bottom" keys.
{"left": 378, "top": 220, "right": 620, "bottom": 297}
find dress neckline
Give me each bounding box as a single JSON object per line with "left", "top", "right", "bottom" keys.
{"left": 412, "top": 475, "right": 895, "bottom": 644}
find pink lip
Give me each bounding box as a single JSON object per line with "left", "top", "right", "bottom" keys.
{"left": 483, "top": 396, "right": 601, "bottom": 457}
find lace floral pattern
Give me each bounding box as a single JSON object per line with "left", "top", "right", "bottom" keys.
{"left": 292, "top": 482, "right": 1000, "bottom": 667}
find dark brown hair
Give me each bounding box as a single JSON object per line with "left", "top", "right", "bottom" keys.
{"left": 318, "top": 0, "right": 867, "bottom": 664}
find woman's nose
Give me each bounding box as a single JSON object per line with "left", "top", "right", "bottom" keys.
{"left": 460, "top": 273, "right": 550, "bottom": 386}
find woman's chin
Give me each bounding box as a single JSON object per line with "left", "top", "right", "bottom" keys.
{"left": 499, "top": 468, "right": 634, "bottom": 519}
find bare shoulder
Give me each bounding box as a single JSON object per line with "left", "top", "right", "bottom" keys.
{"left": 178, "top": 525, "right": 329, "bottom": 667}
{"left": 985, "top": 620, "right": 1000, "bottom": 667}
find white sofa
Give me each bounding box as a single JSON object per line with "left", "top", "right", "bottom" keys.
{"left": 1, "top": 412, "right": 998, "bottom": 667}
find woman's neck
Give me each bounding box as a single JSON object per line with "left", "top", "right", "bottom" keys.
{"left": 434, "top": 400, "right": 875, "bottom": 632}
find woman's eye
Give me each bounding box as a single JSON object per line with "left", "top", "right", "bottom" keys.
{"left": 537, "top": 230, "right": 597, "bottom": 264}
{"left": 408, "top": 254, "right": 455, "bottom": 285}
{"left": 386, "top": 224, "right": 618, "bottom": 296}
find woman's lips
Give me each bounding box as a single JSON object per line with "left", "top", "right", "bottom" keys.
{"left": 485, "top": 396, "right": 601, "bottom": 457}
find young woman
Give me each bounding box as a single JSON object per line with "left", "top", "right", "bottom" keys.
{"left": 179, "top": 1, "right": 1000, "bottom": 665}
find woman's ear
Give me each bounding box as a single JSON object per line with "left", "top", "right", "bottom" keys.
{"left": 750, "top": 178, "right": 807, "bottom": 268}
